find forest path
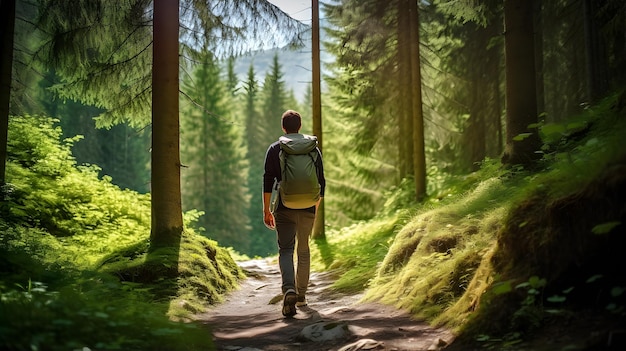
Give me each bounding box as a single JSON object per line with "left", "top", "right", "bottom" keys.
{"left": 196, "top": 258, "right": 455, "bottom": 351}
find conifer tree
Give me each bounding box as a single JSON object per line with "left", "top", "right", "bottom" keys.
{"left": 38, "top": 71, "right": 150, "bottom": 193}
{"left": 426, "top": 0, "right": 504, "bottom": 172}
{"left": 0, "top": 0, "right": 15, "bottom": 186}
{"left": 243, "top": 64, "right": 261, "bottom": 160}
{"left": 323, "top": 0, "right": 422, "bottom": 217}
{"left": 241, "top": 63, "right": 274, "bottom": 256}
{"left": 30, "top": 0, "right": 306, "bottom": 252}
{"left": 244, "top": 54, "right": 294, "bottom": 255}
{"left": 259, "top": 53, "right": 288, "bottom": 143}
{"left": 226, "top": 56, "right": 239, "bottom": 96}
{"left": 181, "top": 51, "right": 250, "bottom": 252}
{"left": 501, "top": 0, "right": 542, "bottom": 166}
{"left": 302, "top": 84, "right": 313, "bottom": 131}
{"left": 246, "top": 54, "right": 292, "bottom": 255}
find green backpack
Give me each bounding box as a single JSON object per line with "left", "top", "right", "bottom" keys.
{"left": 278, "top": 133, "right": 321, "bottom": 209}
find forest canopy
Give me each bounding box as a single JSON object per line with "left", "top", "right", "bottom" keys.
{"left": 1, "top": 0, "right": 625, "bottom": 349}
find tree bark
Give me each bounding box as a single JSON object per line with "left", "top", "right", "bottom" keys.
{"left": 533, "top": 0, "right": 545, "bottom": 117}
{"left": 397, "top": 0, "right": 414, "bottom": 179}
{"left": 466, "top": 74, "right": 486, "bottom": 171}
{"left": 150, "top": 0, "right": 183, "bottom": 249}
{"left": 311, "top": 0, "right": 325, "bottom": 240}
{"left": 583, "top": 0, "right": 608, "bottom": 103}
{"left": 0, "top": 0, "right": 15, "bottom": 186}
{"left": 502, "top": 0, "right": 542, "bottom": 166}
{"left": 409, "top": 0, "right": 426, "bottom": 201}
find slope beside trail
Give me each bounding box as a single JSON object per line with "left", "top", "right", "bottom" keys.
{"left": 196, "top": 259, "right": 455, "bottom": 351}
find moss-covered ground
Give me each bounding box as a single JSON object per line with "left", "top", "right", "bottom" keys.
{"left": 310, "top": 92, "right": 626, "bottom": 350}
{"left": 1, "top": 93, "right": 624, "bottom": 350}
{"left": 0, "top": 115, "right": 243, "bottom": 350}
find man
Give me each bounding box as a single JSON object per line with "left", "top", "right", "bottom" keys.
{"left": 263, "top": 110, "right": 325, "bottom": 317}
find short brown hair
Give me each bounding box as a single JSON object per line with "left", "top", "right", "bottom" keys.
{"left": 281, "top": 110, "right": 302, "bottom": 133}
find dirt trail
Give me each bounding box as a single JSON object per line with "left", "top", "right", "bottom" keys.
{"left": 196, "top": 259, "right": 454, "bottom": 351}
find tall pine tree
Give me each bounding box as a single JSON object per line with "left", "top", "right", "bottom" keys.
{"left": 180, "top": 51, "right": 250, "bottom": 253}
{"left": 241, "top": 62, "right": 274, "bottom": 256}
{"left": 245, "top": 54, "right": 294, "bottom": 255}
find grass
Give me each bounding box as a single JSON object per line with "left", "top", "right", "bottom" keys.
{"left": 0, "top": 115, "right": 244, "bottom": 350}
{"left": 311, "top": 213, "right": 406, "bottom": 293}
{"left": 0, "top": 221, "right": 223, "bottom": 350}
{"left": 310, "top": 92, "right": 626, "bottom": 348}
{"left": 2, "top": 92, "right": 624, "bottom": 350}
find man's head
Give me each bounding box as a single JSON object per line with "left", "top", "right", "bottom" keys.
{"left": 281, "top": 110, "right": 302, "bottom": 134}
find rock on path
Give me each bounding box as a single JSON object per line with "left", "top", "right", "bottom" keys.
{"left": 196, "top": 259, "right": 454, "bottom": 351}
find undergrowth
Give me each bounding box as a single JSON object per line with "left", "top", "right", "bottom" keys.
{"left": 0, "top": 115, "right": 243, "bottom": 350}
{"left": 3, "top": 90, "right": 625, "bottom": 350}
{"left": 311, "top": 92, "right": 626, "bottom": 349}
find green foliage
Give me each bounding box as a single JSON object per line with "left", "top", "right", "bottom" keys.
{"left": 0, "top": 220, "right": 216, "bottom": 350}
{"left": 315, "top": 93, "right": 626, "bottom": 350}
{"left": 592, "top": 221, "right": 621, "bottom": 235}
{"left": 321, "top": 101, "right": 396, "bottom": 227}
{"left": 180, "top": 51, "right": 251, "bottom": 254}
{"left": 244, "top": 53, "right": 304, "bottom": 256}
{"left": 0, "top": 279, "right": 212, "bottom": 351}
{"left": 511, "top": 276, "right": 548, "bottom": 330}
{"left": 1, "top": 114, "right": 243, "bottom": 349}
{"left": 435, "top": 0, "right": 491, "bottom": 25}
{"left": 7, "top": 115, "right": 76, "bottom": 176}
{"left": 6, "top": 116, "right": 151, "bottom": 253}
{"left": 311, "top": 215, "right": 405, "bottom": 294}
{"left": 34, "top": 0, "right": 307, "bottom": 127}
{"left": 364, "top": 173, "right": 511, "bottom": 321}
{"left": 239, "top": 62, "right": 275, "bottom": 257}
{"left": 320, "top": 0, "right": 505, "bottom": 226}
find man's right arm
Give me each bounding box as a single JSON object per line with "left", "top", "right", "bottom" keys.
{"left": 263, "top": 143, "right": 280, "bottom": 193}
{"left": 263, "top": 143, "right": 279, "bottom": 229}
{"left": 263, "top": 192, "right": 275, "bottom": 229}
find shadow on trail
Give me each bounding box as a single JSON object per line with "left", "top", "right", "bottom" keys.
{"left": 198, "top": 259, "right": 454, "bottom": 351}
{"left": 206, "top": 306, "right": 323, "bottom": 349}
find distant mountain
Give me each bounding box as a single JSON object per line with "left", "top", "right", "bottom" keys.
{"left": 231, "top": 23, "right": 333, "bottom": 102}
{"left": 233, "top": 48, "right": 310, "bottom": 101}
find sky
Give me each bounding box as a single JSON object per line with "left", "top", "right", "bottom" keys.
{"left": 267, "top": 0, "right": 313, "bottom": 23}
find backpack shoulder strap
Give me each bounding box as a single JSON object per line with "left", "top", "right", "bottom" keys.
{"left": 308, "top": 150, "right": 319, "bottom": 165}
{"left": 278, "top": 148, "right": 286, "bottom": 179}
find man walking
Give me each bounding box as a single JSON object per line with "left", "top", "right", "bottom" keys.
{"left": 263, "top": 110, "right": 325, "bottom": 317}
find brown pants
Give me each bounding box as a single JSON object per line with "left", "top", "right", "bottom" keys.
{"left": 274, "top": 207, "right": 315, "bottom": 296}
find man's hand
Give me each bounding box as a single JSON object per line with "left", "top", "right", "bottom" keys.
{"left": 263, "top": 210, "right": 275, "bottom": 230}
{"left": 262, "top": 192, "right": 275, "bottom": 229}
{"left": 315, "top": 197, "right": 323, "bottom": 214}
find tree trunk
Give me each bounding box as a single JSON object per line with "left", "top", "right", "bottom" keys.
{"left": 409, "top": 0, "right": 426, "bottom": 201}
{"left": 311, "top": 0, "right": 325, "bottom": 240}
{"left": 466, "top": 74, "right": 486, "bottom": 172}
{"left": 0, "top": 0, "right": 15, "bottom": 186}
{"left": 502, "top": 0, "right": 542, "bottom": 166}
{"left": 486, "top": 11, "right": 504, "bottom": 158}
{"left": 397, "top": 0, "right": 413, "bottom": 180}
{"left": 533, "top": 0, "right": 545, "bottom": 117}
{"left": 463, "top": 22, "right": 490, "bottom": 172}
{"left": 583, "top": 0, "right": 608, "bottom": 103}
{"left": 150, "top": 0, "right": 183, "bottom": 249}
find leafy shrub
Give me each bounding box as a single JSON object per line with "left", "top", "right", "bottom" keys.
{"left": 1, "top": 115, "right": 240, "bottom": 349}
{"left": 0, "top": 280, "right": 213, "bottom": 350}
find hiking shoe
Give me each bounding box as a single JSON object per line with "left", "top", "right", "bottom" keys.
{"left": 282, "top": 289, "right": 297, "bottom": 317}
{"left": 296, "top": 295, "right": 307, "bottom": 307}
